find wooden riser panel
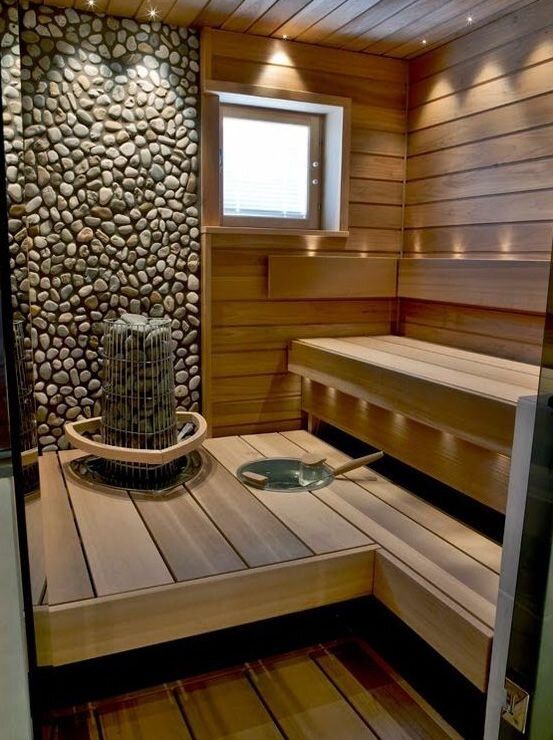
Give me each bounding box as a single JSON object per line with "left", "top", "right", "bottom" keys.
{"left": 300, "top": 380, "right": 510, "bottom": 513}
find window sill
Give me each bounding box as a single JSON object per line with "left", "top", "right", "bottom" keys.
{"left": 201, "top": 226, "right": 349, "bottom": 238}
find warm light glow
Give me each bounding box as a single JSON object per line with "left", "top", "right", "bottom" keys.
{"left": 147, "top": 6, "right": 159, "bottom": 20}
{"left": 421, "top": 39, "right": 427, "bottom": 46}
{"left": 86, "top": 0, "right": 95, "bottom": 7}
{"left": 270, "top": 49, "right": 292, "bottom": 65}
{"left": 466, "top": 15, "right": 473, "bottom": 24}
{"left": 282, "top": 34, "right": 288, "bottom": 40}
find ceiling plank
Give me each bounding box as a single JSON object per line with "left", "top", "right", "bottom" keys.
{"left": 294, "top": 0, "right": 382, "bottom": 45}
{"left": 359, "top": 0, "right": 455, "bottom": 54}
{"left": 248, "top": 0, "right": 315, "bottom": 37}
{"left": 38, "top": 0, "right": 535, "bottom": 58}
{"left": 134, "top": 0, "right": 179, "bottom": 22}
{"left": 221, "top": 0, "right": 278, "bottom": 33}
{"left": 274, "top": 0, "right": 346, "bottom": 40}
{"left": 164, "top": 0, "right": 210, "bottom": 26}
{"left": 194, "top": 0, "right": 245, "bottom": 28}
{"left": 397, "top": 0, "right": 535, "bottom": 58}
{"left": 323, "top": 0, "right": 420, "bottom": 50}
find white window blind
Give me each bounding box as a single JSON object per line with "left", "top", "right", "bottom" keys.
{"left": 222, "top": 114, "right": 311, "bottom": 220}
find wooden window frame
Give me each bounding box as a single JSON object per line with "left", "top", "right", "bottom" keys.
{"left": 219, "top": 104, "right": 324, "bottom": 230}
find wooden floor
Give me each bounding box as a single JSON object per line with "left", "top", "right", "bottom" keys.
{"left": 32, "top": 430, "right": 500, "bottom": 690}
{"left": 41, "top": 639, "right": 459, "bottom": 739}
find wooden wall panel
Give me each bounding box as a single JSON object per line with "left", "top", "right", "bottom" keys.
{"left": 202, "top": 30, "right": 407, "bottom": 436}
{"left": 399, "top": 301, "right": 545, "bottom": 365}
{"left": 398, "top": 259, "right": 549, "bottom": 313}
{"left": 205, "top": 234, "right": 396, "bottom": 436}
{"left": 402, "top": 0, "right": 553, "bottom": 364}
{"left": 268, "top": 256, "right": 397, "bottom": 299}
{"left": 203, "top": 30, "right": 407, "bottom": 254}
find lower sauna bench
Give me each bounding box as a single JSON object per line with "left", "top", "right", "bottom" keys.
{"left": 33, "top": 431, "right": 500, "bottom": 693}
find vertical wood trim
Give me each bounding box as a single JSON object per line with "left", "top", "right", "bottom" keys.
{"left": 200, "top": 94, "right": 221, "bottom": 227}
{"left": 201, "top": 233, "right": 213, "bottom": 433}
{"left": 340, "top": 102, "right": 351, "bottom": 232}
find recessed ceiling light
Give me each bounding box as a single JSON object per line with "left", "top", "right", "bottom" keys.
{"left": 86, "top": 0, "right": 95, "bottom": 7}
{"left": 148, "top": 6, "right": 159, "bottom": 20}
{"left": 282, "top": 34, "right": 288, "bottom": 40}
{"left": 467, "top": 15, "right": 473, "bottom": 24}
{"left": 421, "top": 38, "right": 427, "bottom": 45}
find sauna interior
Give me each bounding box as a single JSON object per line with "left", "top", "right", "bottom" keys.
{"left": 2, "top": 0, "right": 553, "bottom": 736}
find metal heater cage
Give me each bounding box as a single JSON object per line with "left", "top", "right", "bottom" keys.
{"left": 101, "top": 316, "right": 179, "bottom": 489}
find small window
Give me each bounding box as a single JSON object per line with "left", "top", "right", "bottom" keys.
{"left": 221, "top": 105, "right": 323, "bottom": 229}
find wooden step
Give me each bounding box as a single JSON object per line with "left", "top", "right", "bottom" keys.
{"left": 289, "top": 334, "right": 539, "bottom": 454}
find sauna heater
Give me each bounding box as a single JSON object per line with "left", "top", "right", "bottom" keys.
{"left": 66, "top": 315, "right": 206, "bottom": 494}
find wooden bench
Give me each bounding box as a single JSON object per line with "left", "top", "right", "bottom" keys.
{"left": 32, "top": 431, "right": 499, "bottom": 693}
{"left": 289, "top": 335, "right": 539, "bottom": 511}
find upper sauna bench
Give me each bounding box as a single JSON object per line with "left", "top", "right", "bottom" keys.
{"left": 288, "top": 335, "right": 540, "bottom": 456}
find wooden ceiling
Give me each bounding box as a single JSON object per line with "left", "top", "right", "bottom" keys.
{"left": 43, "top": 0, "right": 535, "bottom": 58}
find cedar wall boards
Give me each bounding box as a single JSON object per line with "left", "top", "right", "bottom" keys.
{"left": 203, "top": 3, "right": 553, "bottom": 438}
{"left": 402, "top": 0, "right": 553, "bottom": 364}
{"left": 201, "top": 30, "right": 406, "bottom": 437}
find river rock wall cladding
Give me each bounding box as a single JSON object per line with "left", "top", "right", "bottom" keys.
{"left": 1, "top": 0, "right": 28, "bottom": 324}
{"left": 20, "top": 6, "right": 200, "bottom": 451}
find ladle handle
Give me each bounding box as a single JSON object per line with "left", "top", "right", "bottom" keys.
{"left": 331, "top": 451, "right": 383, "bottom": 478}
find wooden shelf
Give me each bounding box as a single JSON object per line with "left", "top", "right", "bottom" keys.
{"left": 289, "top": 335, "right": 539, "bottom": 455}
{"left": 32, "top": 431, "right": 500, "bottom": 690}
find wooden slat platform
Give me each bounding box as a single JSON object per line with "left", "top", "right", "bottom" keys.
{"left": 33, "top": 432, "right": 500, "bottom": 690}
{"left": 289, "top": 334, "right": 539, "bottom": 455}
{"left": 42, "top": 640, "right": 459, "bottom": 740}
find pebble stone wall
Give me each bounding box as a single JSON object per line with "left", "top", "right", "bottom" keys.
{"left": 1, "top": 0, "right": 28, "bottom": 325}
{"left": 20, "top": 6, "right": 200, "bottom": 451}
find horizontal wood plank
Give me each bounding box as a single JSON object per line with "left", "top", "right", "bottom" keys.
{"left": 268, "top": 256, "right": 397, "bottom": 299}
{"left": 205, "top": 435, "right": 373, "bottom": 554}
{"left": 398, "top": 259, "right": 549, "bottom": 313}
{"left": 403, "top": 223, "right": 553, "bottom": 258}
{"left": 248, "top": 652, "right": 378, "bottom": 738}
{"left": 179, "top": 671, "right": 281, "bottom": 738}
{"left": 36, "top": 549, "right": 376, "bottom": 665}
{"left": 40, "top": 453, "right": 94, "bottom": 605}
{"left": 189, "top": 449, "right": 311, "bottom": 566}
{"left": 284, "top": 428, "right": 503, "bottom": 571}
{"left": 399, "top": 299, "right": 545, "bottom": 365}
{"left": 374, "top": 551, "right": 493, "bottom": 691}
{"left": 59, "top": 453, "right": 173, "bottom": 597}
{"left": 408, "top": 92, "right": 553, "bottom": 156}
{"left": 289, "top": 336, "right": 525, "bottom": 453}
{"left": 131, "top": 489, "right": 247, "bottom": 582}
{"left": 298, "top": 381, "right": 510, "bottom": 512}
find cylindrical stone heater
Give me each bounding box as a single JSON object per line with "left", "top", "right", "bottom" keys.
{"left": 101, "top": 315, "right": 179, "bottom": 489}
{"left": 64, "top": 313, "right": 207, "bottom": 494}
